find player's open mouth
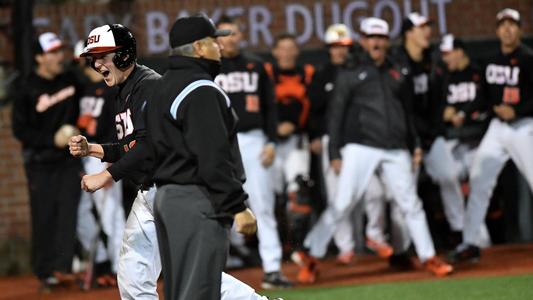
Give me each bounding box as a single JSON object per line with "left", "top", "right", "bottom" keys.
{"left": 102, "top": 70, "right": 110, "bottom": 78}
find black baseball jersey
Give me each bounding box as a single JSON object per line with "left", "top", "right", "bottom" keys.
{"left": 76, "top": 75, "right": 118, "bottom": 144}
{"left": 215, "top": 52, "right": 277, "bottom": 142}
{"left": 308, "top": 58, "right": 356, "bottom": 140}
{"left": 392, "top": 46, "right": 436, "bottom": 148}
{"left": 434, "top": 64, "right": 489, "bottom": 142}
{"left": 100, "top": 64, "right": 160, "bottom": 184}
{"left": 12, "top": 70, "right": 80, "bottom": 163}
{"left": 264, "top": 62, "right": 314, "bottom": 134}
{"left": 479, "top": 44, "right": 533, "bottom": 120}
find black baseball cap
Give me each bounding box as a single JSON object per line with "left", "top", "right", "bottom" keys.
{"left": 169, "top": 13, "right": 231, "bottom": 48}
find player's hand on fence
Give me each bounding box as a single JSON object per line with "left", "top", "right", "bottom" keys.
{"left": 260, "top": 143, "right": 276, "bottom": 167}
{"left": 69, "top": 135, "right": 89, "bottom": 157}
{"left": 412, "top": 147, "right": 423, "bottom": 170}
{"left": 81, "top": 170, "right": 113, "bottom": 193}
{"left": 277, "top": 122, "right": 295, "bottom": 137}
{"left": 331, "top": 159, "right": 342, "bottom": 175}
{"left": 234, "top": 208, "right": 257, "bottom": 235}
{"left": 494, "top": 105, "right": 516, "bottom": 121}
{"left": 309, "top": 138, "right": 322, "bottom": 155}
{"left": 451, "top": 112, "right": 465, "bottom": 128}
{"left": 55, "top": 124, "right": 80, "bottom": 149}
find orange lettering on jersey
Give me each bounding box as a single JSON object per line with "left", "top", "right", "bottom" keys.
{"left": 502, "top": 87, "right": 520, "bottom": 104}
{"left": 246, "top": 95, "right": 260, "bottom": 112}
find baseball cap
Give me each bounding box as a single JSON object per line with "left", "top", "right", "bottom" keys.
{"left": 496, "top": 8, "right": 521, "bottom": 26}
{"left": 73, "top": 40, "right": 85, "bottom": 60}
{"left": 401, "top": 12, "right": 432, "bottom": 34}
{"left": 439, "top": 34, "right": 465, "bottom": 52}
{"left": 80, "top": 24, "right": 128, "bottom": 56}
{"left": 36, "top": 32, "right": 63, "bottom": 54}
{"left": 324, "top": 24, "right": 353, "bottom": 46}
{"left": 170, "top": 13, "right": 232, "bottom": 48}
{"left": 360, "top": 17, "right": 389, "bottom": 37}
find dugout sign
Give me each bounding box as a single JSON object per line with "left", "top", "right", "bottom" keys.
{"left": 35, "top": 0, "right": 453, "bottom": 54}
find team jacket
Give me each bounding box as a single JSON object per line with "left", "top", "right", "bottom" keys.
{"left": 215, "top": 52, "right": 277, "bottom": 142}
{"left": 264, "top": 62, "right": 314, "bottom": 135}
{"left": 147, "top": 56, "right": 248, "bottom": 217}
{"left": 100, "top": 64, "right": 160, "bottom": 184}
{"left": 433, "top": 64, "right": 489, "bottom": 142}
{"left": 328, "top": 54, "right": 418, "bottom": 161}
{"left": 308, "top": 58, "right": 356, "bottom": 140}
{"left": 391, "top": 46, "right": 436, "bottom": 149}
{"left": 76, "top": 73, "right": 118, "bottom": 144}
{"left": 12, "top": 71, "right": 80, "bottom": 164}
{"left": 463, "top": 44, "right": 533, "bottom": 122}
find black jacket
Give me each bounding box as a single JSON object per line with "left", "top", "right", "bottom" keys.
{"left": 216, "top": 52, "right": 277, "bottom": 142}
{"left": 147, "top": 56, "right": 248, "bottom": 217}
{"left": 328, "top": 54, "right": 418, "bottom": 161}
{"left": 12, "top": 70, "right": 80, "bottom": 164}
{"left": 100, "top": 64, "right": 160, "bottom": 184}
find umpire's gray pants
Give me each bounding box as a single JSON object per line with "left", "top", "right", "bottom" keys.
{"left": 155, "top": 184, "right": 230, "bottom": 300}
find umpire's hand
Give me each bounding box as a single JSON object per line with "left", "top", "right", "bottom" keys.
{"left": 234, "top": 208, "right": 257, "bottom": 235}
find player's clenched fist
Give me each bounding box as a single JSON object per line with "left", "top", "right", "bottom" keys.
{"left": 234, "top": 208, "right": 257, "bottom": 235}
{"left": 81, "top": 170, "right": 113, "bottom": 193}
{"left": 69, "top": 135, "right": 89, "bottom": 157}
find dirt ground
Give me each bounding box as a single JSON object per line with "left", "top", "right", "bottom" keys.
{"left": 1, "top": 243, "right": 532, "bottom": 300}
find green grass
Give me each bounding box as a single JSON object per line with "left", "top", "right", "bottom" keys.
{"left": 263, "top": 274, "right": 533, "bottom": 300}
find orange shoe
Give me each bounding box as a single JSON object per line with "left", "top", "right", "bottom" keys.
{"left": 423, "top": 256, "right": 453, "bottom": 277}
{"left": 366, "top": 238, "right": 393, "bottom": 258}
{"left": 336, "top": 250, "right": 355, "bottom": 265}
{"left": 291, "top": 251, "right": 319, "bottom": 284}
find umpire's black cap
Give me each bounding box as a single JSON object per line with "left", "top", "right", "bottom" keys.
{"left": 169, "top": 13, "right": 232, "bottom": 48}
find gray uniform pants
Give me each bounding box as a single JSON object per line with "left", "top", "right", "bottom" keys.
{"left": 154, "top": 184, "right": 229, "bottom": 300}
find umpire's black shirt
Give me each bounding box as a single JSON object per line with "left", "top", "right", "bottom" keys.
{"left": 147, "top": 56, "right": 248, "bottom": 217}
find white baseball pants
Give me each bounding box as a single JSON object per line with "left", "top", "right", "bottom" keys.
{"left": 117, "top": 187, "right": 267, "bottom": 300}
{"left": 464, "top": 118, "right": 533, "bottom": 246}
{"left": 304, "top": 143, "right": 436, "bottom": 261}
{"left": 237, "top": 130, "right": 282, "bottom": 273}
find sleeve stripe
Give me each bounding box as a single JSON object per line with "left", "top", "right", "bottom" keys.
{"left": 170, "top": 79, "right": 231, "bottom": 120}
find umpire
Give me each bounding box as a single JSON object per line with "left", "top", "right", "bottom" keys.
{"left": 146, "top": 14, "right": 257, "bottom": 300}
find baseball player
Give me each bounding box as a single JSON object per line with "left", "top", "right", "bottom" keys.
{"left": 264, "top": 33, "right": 315, "bottom": 255}
{"left": 306, "top": 24, "right": 398, "bottom": 265}
{"left": 215, "top": 16, "right": 292, "bottom": 289}
{"left": 450, "top": 8, "right": 533, "bottom": 262}
{"left": 426, "top": 34, "right": 492, "bottom": 248}
{"left": 72, "top": 40, "right": 125, "bottom": 287}
{"left": 12, "top": 32, "right": 82, "bottom": 292}
{"left": 299, "top": 18, "right": 453, "bottom": 282}
{"left": 70, "top": 23, "right": 282, "bottom": 300}
{"left": 305, "top": 23, "right": 358, "bottom": 265}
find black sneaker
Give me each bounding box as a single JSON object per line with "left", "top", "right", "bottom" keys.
{"left": 449, "top": 244, "right": 480, "bottom": 263}
{"left": 388, "top": 252, "right": 415, "bottom": 271}
{"left": 261, "top": 271, "right": 293, "bottom": 289}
